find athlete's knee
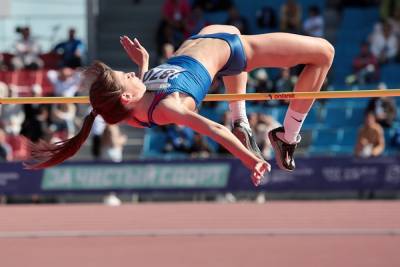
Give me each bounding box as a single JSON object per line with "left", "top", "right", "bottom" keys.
{"left": 199, "top": 24, "right": 241, "bottom": 35}
{"left": 318, "top": 38, "right": 335, "bottom": 66}
{"left": 226, "top": 25, "right": 241, "bottom": 35}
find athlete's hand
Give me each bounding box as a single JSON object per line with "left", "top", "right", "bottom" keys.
{"left": 120, "top": 35, "right": 149, "bottom": 68}
{"left": 251, "top": 160, "right": 270, "bottom": 187}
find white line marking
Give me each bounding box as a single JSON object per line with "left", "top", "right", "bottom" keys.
{"left": 0, "top": 228, "right": 399, "bottom": 239}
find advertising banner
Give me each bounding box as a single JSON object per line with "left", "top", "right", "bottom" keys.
{"left": 0, "top": 157, "right": 399, "bottom": 195}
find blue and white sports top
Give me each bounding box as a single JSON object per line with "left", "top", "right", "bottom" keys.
{"left": 131, "top": 55, "right": 212, "bottom": 128}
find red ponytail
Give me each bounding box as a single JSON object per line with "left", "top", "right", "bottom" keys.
{"left": 25, "top": 61, "right": 131, "bottom": 169}
{"left": 25, "top": 111, "right": 97, "bottom": 169}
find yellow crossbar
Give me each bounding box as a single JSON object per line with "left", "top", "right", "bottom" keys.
{"left": 1, "top": 89, "right": 400, "bottom": 104}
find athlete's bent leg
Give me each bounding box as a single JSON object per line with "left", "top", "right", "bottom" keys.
{"left": 223, "top": 72, "right": 263, "bottom": 159}
{"left": 242, "top": 33, "right": 335, "bottom": 170}
{"left": 197, "top": 25, "right": 264, "bottom": 159}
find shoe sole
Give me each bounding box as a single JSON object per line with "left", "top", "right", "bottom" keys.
{"left": 268, "top": 131, "right": 293, "bottom": 172}
{"left": 233, "top": 128, "right": 263, "bottom": 160}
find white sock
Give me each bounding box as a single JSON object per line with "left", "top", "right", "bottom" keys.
{"left": 283, "top": 108, "right": 307, "bottom": 144}
{"left": 229, "top": 100, "right": 249, "bottom": 126}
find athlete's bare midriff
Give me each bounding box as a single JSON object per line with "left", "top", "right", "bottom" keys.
{"left": 173, "top": 38, "right": 231, "bottom": 78}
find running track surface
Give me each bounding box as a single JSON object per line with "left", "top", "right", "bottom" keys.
{"left": 0, "top": 201, "right": 399, "bottom": 267}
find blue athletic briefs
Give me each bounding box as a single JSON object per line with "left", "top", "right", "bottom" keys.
{"left": 129, "top": 33, "right": 247, "bottom": 127}
{"left": 188, "top": 32, "right": 247, "bottom": 76}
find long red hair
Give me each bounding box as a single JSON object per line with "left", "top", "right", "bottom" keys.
{"left": 26, "top": 61, "right": 132, "bottom": 169}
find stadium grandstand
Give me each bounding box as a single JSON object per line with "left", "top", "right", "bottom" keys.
{"left": 0, "top": 1, "right": 400, "bottom": 267}
{"left": 0, "top": 0, "right": 399, "bottom": 163}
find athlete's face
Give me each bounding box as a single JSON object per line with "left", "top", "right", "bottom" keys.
{"left": 114, "top": 71, "right": 146, "bottom": 105}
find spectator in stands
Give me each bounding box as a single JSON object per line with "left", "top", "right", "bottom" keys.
{"left": 193, "top": 0, "right": 232, "bottom": 12}
{"left": 256, "top": 5, "right": 277, "bottom": 31}
{"left": 225, "top": 6, "right": 250, "bottom": 34}
{"left": 250, "top": 69, "right": 275, "bottom": 106}
{"left": 190, "top": 132, "right": 213, "bottom": 158}
{"left": 220, "top": 110, "right": 232, "bottom": 130}
{"left": 6, "top": 132, "right": 29, "bottom": 161}
{"left": 0, "top": 86, "right": 30, "bottom": 160}
{"left": 380, "top": 0, "right": 400, "bottom": 19}
{"left": 252, "top": 69, "right": 274, "bottom": 93}
{"left": 11, "top": 26, "right": 43, "bottom": 70}
{"left": 0, "top": 128, "right": 12, "bottom": 161}
{"left": 91, "top": 115, "right": 106, "bottom": 160}
{"left": 163, "top": 125, "right": 194, "bottom": 153}
{"left": 0, "top": 53, "right": 7, "bottom": 70}
{"left": 387, "top": 7, "right": 400, "bottom": 36}
{"left": 102, "top": 124, "right": 127, "bottom": 162}
{"left": 47, "top": 67, "right": 81, "bottom": 97}
{"left": 20, "top": 86, "right": 51, "bottom": 142}
{"left": 20, "top": 104, "right": 51, "bottom": 143}
{"left": 366, "top": 84, "right": 397, "bottom": 128}
{"left": 339, "top": 0, "right": 380, "bottom": 9}
{"left": 51, "top": 104, "right": 77, "bottom": 139}
{"left": 0, "top": 82, "right": 8, "bottom": 105}
{"left": 161, "top": 0, "right": 191, "bottom": 46}
{"left": 370, "top": 20, "right": 398, "bottom": 64}
{"left": 355, "top": 112, "right": 385, "bottom": 158}
{"left": 303, "top": 6, "right": 324, "bottom": 38}
{"left": 0, "top": 85, "right": 25, "bottom": 138}
{"left": 159, "top": 43, "right": 175, "bottom": 64}
{"left": 280, "top": 0, "right": 302, "bottom": 33}
{"left": 53, "top": 28, "right": 85, "bottom": 68}
{"left": 275, "top": 68, "right": 296, "bottom": 105}
{"left": 350, "top": 41, "right": 379, "bottom": 85}
{"left": 187, "top": 5, "right": 209, "bottom": 36}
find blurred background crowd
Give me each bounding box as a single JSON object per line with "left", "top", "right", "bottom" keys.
{"left": 0, "top": 0, "right": 399, "bottom": 164}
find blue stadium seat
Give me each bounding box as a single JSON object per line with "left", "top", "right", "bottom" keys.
{"left": 332, "top": 7, "right": 379, "bottom": 86}
{"left": 271, "top": 106, "right": 287, "bottom": 122}
{"left": 384, "top": 128, "right": 395, "bottom": 143}
{"left": 341, "top": 7, "right": 379, "bottom": 30}
{"left": 204, "top": 12, "right": 229, "bottom": 24}
{"left": 199, "top": 107, "right": 223, "bottom": 122}
{"left": 142, "top": 130, "right": 167, "bottom": 156}
{"left": 322, "top": 107, "right": 351, "bottom": 127}
{"left": 324, "top": 99, "right": 347, "bottom": 108}
{"left": 302, "top": 106, "right": 321, "bottom": 129}
{"left": 334, "top": 128, "right": 355, "bottom": 155}
{"left": 230, "top": 0, "right": 325, "bottom": 34}
{"left": 381, "top": 64, "right": 400, "bottom": 84}
{"left": 309, "top": 129, "right": 342, "bottom": 155}
{"left": 348, "top": 106, "right": 366, "bottom": 126}
{"left": 312, "top": 129, "right": 340, "bottom": 147}
{"left": 339, "top": 128, "right": 358, "bottom": 147}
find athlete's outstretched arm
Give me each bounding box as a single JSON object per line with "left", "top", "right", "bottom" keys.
{"left": 156, "top": 103, "right": 270, "bottom": 186}
{"left": 120, "top": 35, "right": 149, "bottom": 80}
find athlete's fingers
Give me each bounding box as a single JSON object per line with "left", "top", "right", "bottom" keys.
{"left": 133, "top": 38, "right": 143, "bottom": 48}
{"left": 120, "top": 39, "right": 140, "bottom": 56}
{"left": 252, "top": 161, "right": 270, "bottom": 187}
{"left": 252, "top": 172, "right": 261, "bottom": 186}
{"left": 121, "top": 36, "right": 137, "bottom": 49}
{"left": 251, "top": 171, "right": 261, "bottom": 186}
{"left": 120, "top": 40, "right": 132, "bottom": 54}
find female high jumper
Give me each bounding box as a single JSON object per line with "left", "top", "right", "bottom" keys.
{"left": 27, "top": 25, "right": 334, "bottom": 186}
